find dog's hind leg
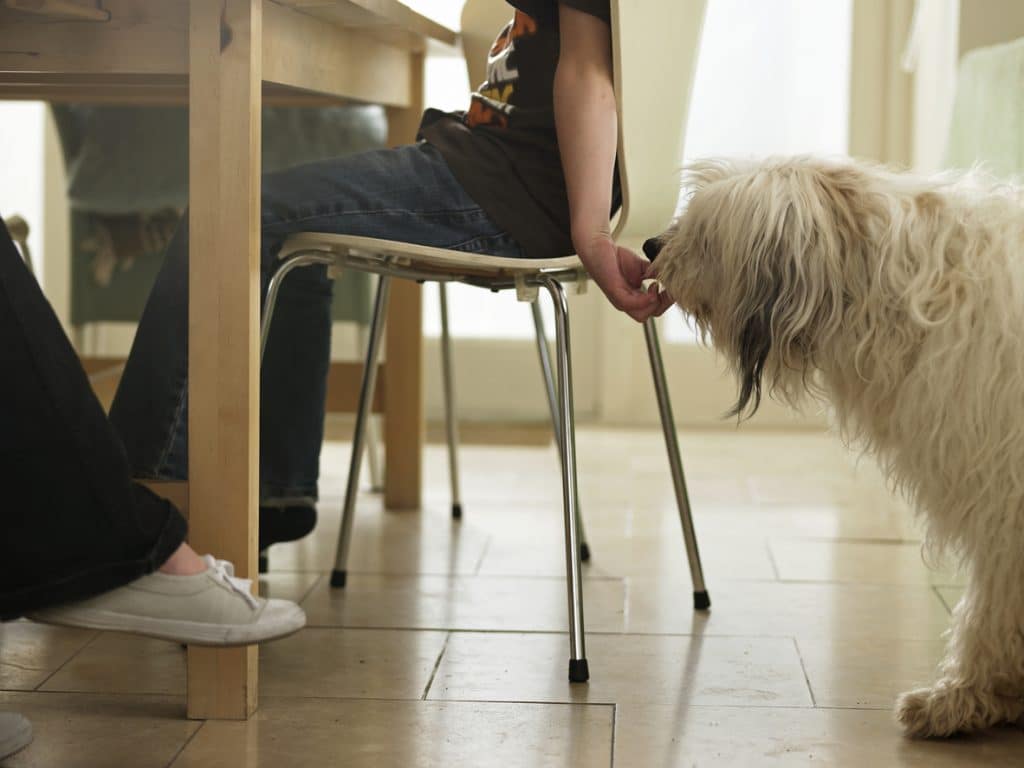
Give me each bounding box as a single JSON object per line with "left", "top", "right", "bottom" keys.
{"left": 896, "top": 545, "right": 1024, "bottom": 738}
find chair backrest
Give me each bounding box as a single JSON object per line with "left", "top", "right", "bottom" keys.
{"left": 610, "top": 0, "right": 707, "bottom": 247}
{"left": 459, "top": 0, "right": 708, "bottom": 249}
{"left": 460, "top": 0, "right": 511, "bottom": 90}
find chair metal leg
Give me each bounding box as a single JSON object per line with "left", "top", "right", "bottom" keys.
{"left": 260, "top": 252, "right": 335, "bottom": 361}
{"left": 530, "top": 301, "right": 589, "bottom": 561}
{"left": 438, "top": 283, "right": 463, "bottom": 519}
{"left": 331, "top": 275, "right": 391, "bottom": 588}
{"left": 257, "top": 252, "right": 337, "bottom": 575}
{"left": 643, "top": 319, "right": 710, "bottom": 611}
{"left": 357, "top": 325, "right": 385, "bottom": 493}
{"left": 537, "top": 276, "right": 588, "bottom": 683}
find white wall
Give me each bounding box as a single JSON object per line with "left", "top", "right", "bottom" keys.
{"left": 0, "top": 103, "right": 46, "bottom": 284}
{"left": 684, "top": 0, "right": 852, "bottom": 162}
{"left": 0, "top": 103, "right": 71, "bottom": 331}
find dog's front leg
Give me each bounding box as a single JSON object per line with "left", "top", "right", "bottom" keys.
{"left": 896, "top": 548, "right": 1024, "bottom": 738}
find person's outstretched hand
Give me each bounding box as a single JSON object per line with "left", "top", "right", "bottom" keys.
{"left": 577, "top": 233, "right": 674, "bottom": 322}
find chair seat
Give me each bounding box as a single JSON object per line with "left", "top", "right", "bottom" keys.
{"left": 280, "top": 232, "right": 584, "bottom": 281}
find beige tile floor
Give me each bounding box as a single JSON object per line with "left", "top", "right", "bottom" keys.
{"left": 3, "top": 427, "right": 1023, "bottom": 767}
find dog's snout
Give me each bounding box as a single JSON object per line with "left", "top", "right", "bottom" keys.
{"left": 643, "top": 237, "right": 664, "bottom": 262}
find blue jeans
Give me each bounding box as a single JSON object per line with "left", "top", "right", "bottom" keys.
{"left": 110, "top": 142, "right": 524, "bottom": 502}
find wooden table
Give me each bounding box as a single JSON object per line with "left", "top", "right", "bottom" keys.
{"left": 0, "top": 0, "right": 454, "bottom": 719}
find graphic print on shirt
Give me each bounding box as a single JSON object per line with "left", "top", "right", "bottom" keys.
{"left": 465, "top": 11, "right": 538, "bottom": 129}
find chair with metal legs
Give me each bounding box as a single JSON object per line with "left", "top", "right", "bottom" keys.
{"left": 260, "top": 253, "right": 587, "bottom": 551}
{"left": 356, "top": 324, "right": 386, "bottom": 494}
{"left": 359, "top": 279, "right": 581, "bottom": 544}
{"left": 263, "top": 236, "right": 710, "bottom": 684}
{"left": 355, "top": 283, "right": 465, "bottom": 520}
{"left": 258, "top": 0, "right": 710, "bottom": 682}
{"left": 437, "top": 284, "right": 464, "bottom": 520}
{"left": 530, "top": 300, "right": 590, "bottom": 561}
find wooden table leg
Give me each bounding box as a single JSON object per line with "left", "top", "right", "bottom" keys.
{"left": 186, "top": 0, "right": 261, "bottom": 720}
{"left": 383, "top": 51, "right": 426, "bottom": 511}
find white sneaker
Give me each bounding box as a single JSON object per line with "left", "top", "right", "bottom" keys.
{"left": 29, "top": 555, "right": 305, "bottom": 646}
{"left": 0, "top": 713, "right": 32, "bottom": 761}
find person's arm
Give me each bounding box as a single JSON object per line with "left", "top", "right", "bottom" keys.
{"left": 554, "top": 4, "right": 672, "bottom": 321}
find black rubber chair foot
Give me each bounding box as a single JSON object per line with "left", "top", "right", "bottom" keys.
{"left": 330, "top": 569, "right": 348, "bottom": 588}
{"left": 694, "top": 590, "right": 711, "bottom": 611}
{"left": 258, "top": 552, "right": 268, "bottom": 574}
{"left": 580, "top": 542, "right": 591, "bottom": 562}
{"left": 452, "top": 503, "right": 463, "bottom": 520}
{"left": 568, "top": 658, "right": 590, "bottom": 683}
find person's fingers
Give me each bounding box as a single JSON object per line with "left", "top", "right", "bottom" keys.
{"left": 616, "top": 247, "right": 650, "bottom": 288}
{"left": 600, "top": 273, "right": 658, "bottom": 312}
{"left": 622, "top": 291, "right": 658, "bottom": 322}
{"left": 652, "top": 290, "right": 674, "bottom": 317}
{"left": 613, "top": 294, "right": 658, "bottom": 315}
{"left": 584, "top": 242, "right": 665, "bottom": 320}
{"left": 618, "top": 282, "right": 659, "bottom": 312}
{"left": 629, "top": 303, "right": 661, "bottom": 323}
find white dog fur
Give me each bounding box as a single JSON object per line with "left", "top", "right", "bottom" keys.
{"left": 649, "top": 156, "right": 1024, "bottom": 738}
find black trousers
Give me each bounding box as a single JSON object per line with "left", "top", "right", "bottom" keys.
{"left": 0, "top": 217, "right": 186, "bottom": 621}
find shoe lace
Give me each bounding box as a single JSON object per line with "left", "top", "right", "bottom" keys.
{"left": 202, "top": 555, "right": 259, "bottom": 609}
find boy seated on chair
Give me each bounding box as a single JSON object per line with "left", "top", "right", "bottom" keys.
{"left": 110, "top": 0, "right": 674, "bottom": 553}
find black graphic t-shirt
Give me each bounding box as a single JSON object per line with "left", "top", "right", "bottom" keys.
{"left": 419, "top": 0, "right": 614, "bottom": 258}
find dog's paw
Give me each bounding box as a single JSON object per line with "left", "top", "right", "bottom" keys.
{"left": 896, "top": 685, "right": 1018, "bottom": 738}
{"left": 896, "top": 688, "right": 953, "bottom": 738}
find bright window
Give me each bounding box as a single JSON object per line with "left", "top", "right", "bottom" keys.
{"left": 0, "top": 103, "right": 47, "bottom": 285}
{"left": 665, "top": 0, "right": 853, "bottom": 343}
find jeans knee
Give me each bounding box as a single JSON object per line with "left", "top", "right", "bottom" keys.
{"left": 275, "top": 262, "right": 334, "bottom": 300}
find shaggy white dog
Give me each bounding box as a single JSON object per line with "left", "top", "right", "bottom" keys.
{"left": 646, "top": 157, "right": 1024, "bottom": 739}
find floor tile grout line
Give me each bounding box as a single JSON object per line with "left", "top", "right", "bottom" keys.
{"left": 274, "top": 568, "right": 627, "bottom": 583}
{"left": 298, "top": 626, "right": 812, "bottom": 641}
{"left": 472, "top": 537, "right": 493, "bottom": 575}
{"left": 33, "top": 629, "right": 102, "bottom": 691}
{"left": 405, "top": 696, "right": 620, "bottom": 709}
{"left": 7, "top": 689, "right": 888, "bottom": 712}
{"left": 420, "top": 700, "right": 889, "bottom": 712}
{"left": 269, "top": 568, "right": 960, "bottom": 588}
{"left": 609, "top": 702, "right": 617, "bottom": 768}
{"left": 295, "top": 572, "right": 326, "bottom": 605}
{"left": 773, "top": 535, "right": 926, "bottom": 546}
{"left": 164, "top": 719, "right": 205, "bottom": 768}
{"left": 791, "top": 636, "right": 818, "bottom": 708}
{"left": 4, "top": 689, "right": 183, "bottom": 699}
{"left": 764, "top": 540, "right": 782, "bottom": 581}
{"left": 260, "top": 694, "right": 624, "bottom": 712}
{"left": 775, "top": 577, "right": 963, "bottom": 588}
{"left": 421, "top": 632, "right": 451, "bottom": 701}
{"left": 424, "top": 700, "right": 880, "bottom": 712}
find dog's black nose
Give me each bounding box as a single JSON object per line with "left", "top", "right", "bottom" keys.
{"left": 643, "top": 237, "right": 664, "bottom": 262}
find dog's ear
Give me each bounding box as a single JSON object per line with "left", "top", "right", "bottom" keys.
{"left": 713, "top": 160, "right": 869, "bottom": 420}
{"left": 728, "top": 284, "right": 777, "bottom": 419}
